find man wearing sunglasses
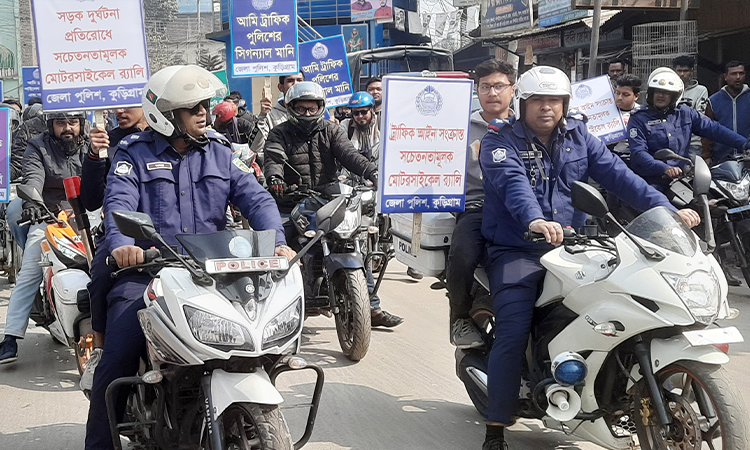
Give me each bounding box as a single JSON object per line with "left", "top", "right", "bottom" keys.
{"left": 1, "top": 110, "right": 90, "bottom": 364}
{"left": 84, "top": 65, "right": 290, "bottom": 449}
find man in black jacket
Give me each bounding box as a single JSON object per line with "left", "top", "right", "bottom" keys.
{"left": 0, "top": 111, "right": 89, "bottom": 364}
{"left": 264, "top": 82, "right": 402, "bottom": 328}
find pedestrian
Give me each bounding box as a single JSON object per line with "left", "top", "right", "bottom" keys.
{"left": 673, "top": 55, "right": 709, "bottom": 157}
{"left": 702, "top": 60, "right": 750, "bottom": 165}
{"left": 607, "top": 58, "right": 626, "bottom": 87}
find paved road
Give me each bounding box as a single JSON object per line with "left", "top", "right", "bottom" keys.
{"left": 1, "top": 262, "right": 749, "bottom": 449}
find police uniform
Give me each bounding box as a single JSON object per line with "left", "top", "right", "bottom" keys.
{"left": 479, "top": 112, "right": 674, "bottom": 425}
{"left": 85, "top": 129, "right": 285, "bottom": 450}
{"left": 627, "top": 104, "right": 747, "bottom": 190}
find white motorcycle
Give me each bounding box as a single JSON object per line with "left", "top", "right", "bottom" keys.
{"left": 454, "top": 162, "right": 750, "bottom": 449}
{"left": 100, "top": 199, "right": 348, "bottom": 449}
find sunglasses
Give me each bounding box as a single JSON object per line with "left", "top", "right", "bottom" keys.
{"left": 352, "top": 110, "right": 370, "bottom": 117}
{"left": 189, "top": 99, "right": 211, "bottom": 115}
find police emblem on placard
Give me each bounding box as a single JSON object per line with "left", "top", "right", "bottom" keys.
{"left": 575, "top": 84, "right": 592, "bottom": 99}
{"left": 630, "top": 128, "right": 638, "bottom": 138}
{"left": 415, "top": 85, "right": 443, "bottom": 116}
{"left": 229, "top": 236, "right": 253, "bottom": 258}
{"left": 492, "top": 148, "right": 506, "bottom": 163}
{"left": 312, "top": 42, "right": 328, "bottom": 60}
{"left": 252, "top": 0, "right": 274, "bottom": 10}
{"left": 114, "top": 161, "right": 132, "bottom": 176}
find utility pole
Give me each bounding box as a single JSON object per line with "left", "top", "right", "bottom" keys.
{"left": 588, "top": 0, "right": 602, "bottom": 78}
{"left": 680, "top": 0, "right": 689, "bottom": 21}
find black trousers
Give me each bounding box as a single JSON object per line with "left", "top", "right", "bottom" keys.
{"left": 446, "top": 206, "right": 486, "bottom": 323}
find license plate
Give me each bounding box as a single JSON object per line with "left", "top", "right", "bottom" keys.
{"left": 205, "top": 257, "right": 289, "bottom": 274}
{"left": 727, "top": 204, "right": 750, "bottom": 214}
{"left": 683, "top": 326, "right": 744, "bottom": 346}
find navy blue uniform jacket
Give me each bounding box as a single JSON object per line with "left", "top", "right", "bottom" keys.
{"left": 480, "top": 114, "right": 675, "bottom": 249}
{"left": 104, "top": 129, "right": 285, "bottom": 252}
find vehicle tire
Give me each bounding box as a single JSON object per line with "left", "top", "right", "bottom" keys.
{"left": 221, "top": 403, "right": 293, "bottom": 450}
{"left": 634, "top": 361, "right": 750, "bottom": 450}
{"left": 74, "top": 317, "right": 95, "bottom": 377}
{"left": 332, "top": 269, "right": 371, "bottom": 361}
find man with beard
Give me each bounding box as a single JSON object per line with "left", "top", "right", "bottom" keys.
{"left": 374, "top": 0, "right": 392, "bottom": 19}
{"left": 366, "top": 76, "right": 383, "bottom": 126}
{"left": 76, "top": 106, "right": 150, "bottom": 390}
{"left": 0, "top": 111, "right": 90, "bottom": 364}
{"left": 351, "top": 0, "right": 373, "bottom": 11}
{"left": 340, "top": 92, "right": 404, "bottom": 328}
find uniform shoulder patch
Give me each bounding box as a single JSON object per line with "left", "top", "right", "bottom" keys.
{"left": 232, "top": 157, "right": 252, "bottom": 173}
{"left": 492, "top": 148, "right": 507, "bottom": 163}
{"left": 114, "top": 161, "right": 133, "bottom": 176}
{"left": 630, "top": 128, "right": 638, "bottom": 138}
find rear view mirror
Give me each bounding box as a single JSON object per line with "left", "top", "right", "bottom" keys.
{"left": 315, "top": 196, "right": 347, "bottom": 234}
{"left": 571, "top": 181, "right": 609, "bottom": 218}
{"left": 17, "top": 185, "right": 45, "bottom": 205}
{"left": 692, "top": 156, "right": 711, "bottom": 196}
{"left": 112, "top": 210, "right": 158, "bottom": 241}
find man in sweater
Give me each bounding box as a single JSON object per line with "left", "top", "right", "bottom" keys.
{"left": 674, "top": 55, "right": 710, "bottom": 157}
{"left": 703, "top": 60, "right": 750, "bottom": 165}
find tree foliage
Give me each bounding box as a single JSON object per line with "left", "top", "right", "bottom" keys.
{"left": 143, "top": 0, "right": 184, "bottom": 72}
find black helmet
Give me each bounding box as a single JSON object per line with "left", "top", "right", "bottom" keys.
{"left": 23, "top": 103, "right": 44, "bottom": 121}
{"left": 285, "top": 82, "right": 326, "bottom": 135}
{"left": 45, "top": 110, "right": 86, "bottom": 138}
{"left": 0, "top": 103, "right": 21, "bottom": 132}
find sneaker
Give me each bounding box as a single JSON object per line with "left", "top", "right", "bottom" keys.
{"left": 371, "top": 310, "right": 404, "bottom": 328}
{"left": 80, "top": 348, "right": 103, "bottom": 391}
{"left": 482, "top": 437, "right": 508, "bottom": 450}
{"left": 451, "top": 318, "right": 483, "bottom": 349}
{"left": 406, "top": 267, "right": 423, "bottom": 280}
{"left": 0, "top": 336, "right": 18, "bottom": 365}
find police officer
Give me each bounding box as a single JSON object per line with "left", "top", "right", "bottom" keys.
{"left": 84, "top": 65, "right": 291, "bottom": 449}
{"left": 478, "top": 66, "right": 700, "bottom": 450}
{"left": 628, "top": 67, "right": 749, "bottom": 192}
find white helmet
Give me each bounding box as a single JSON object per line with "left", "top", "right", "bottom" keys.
{"left": 514, "top": 66, "right": 572, "bottom": 122}
{"left": 646, "top": 67, "right": 684, "bottom": 110}
{"left": 142, "top": 65, "right": 227, "bottom": 138}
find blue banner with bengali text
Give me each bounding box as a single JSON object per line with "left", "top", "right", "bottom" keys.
{"left": 22, "top": 67, "right": 42, "bottom": 104}
{"left": 299, "top": 36, "right": 353, "bottom": 109}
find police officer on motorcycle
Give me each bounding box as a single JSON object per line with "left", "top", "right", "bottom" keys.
{"left": 0, "top": 110, "right": 89, "bottom": 364}
{"left": 84, "top": 65, "right": 291, "bottom": 450}
{"left": 628, "top": 67, "right": 750, "bottom": 192}
{"left": 478, "top": 66, "right": 700, "bottom": 449}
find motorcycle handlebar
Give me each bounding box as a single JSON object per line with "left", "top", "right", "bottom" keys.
{"left": 106, "top": 248, "right": 162, "bottom": 268}
{"left": 524, "top": 227, "right": 585, "bottom": 244}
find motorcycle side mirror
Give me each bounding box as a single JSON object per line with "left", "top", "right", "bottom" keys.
{"left": 265, "top": 146, "right": 288, "bottom": 163}
{"left": 112, "top": 210, "right": 159, "bottom": 241}
{"left": 654, "top": 148, "right": 691, "bottom": 163}
{"left": 315, "top": 196, "right": 347, "bottom": 234}
{"left": 16, "top": 184, "right": 45, "bottom": 205}
{"left": 692, "top": 155, "right": 711, "bottom": 196}
{"left": 571, "top": 181, "right": 609, "bottom": 218}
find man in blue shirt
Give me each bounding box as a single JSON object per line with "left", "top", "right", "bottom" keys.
{"left": 703, "top": 61, "right": 750, "bottom": 165}
{"left": 628, "top": 67, "right": 749, "bottom": 191}
{"left": 84, "top": 65, "right": 292, "bottom": 450}
{"left": 478, "top": 66, "right": 700, "bottom": 450}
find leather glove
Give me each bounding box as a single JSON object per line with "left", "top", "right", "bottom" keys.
{"left": 368, "top": 171, "right": 378, "bottom": 186}
{"left": 21, "top": 205, "right": 45, "bottom": 225}
{"left": 269, "top": 176, "right": 287, "bottom": 196}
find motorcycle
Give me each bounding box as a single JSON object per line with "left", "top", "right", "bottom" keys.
{"left": 266, "top": 147, "right": 385, "bottom": 362}
{"left": 16, "top": 180, "right": 98, "bottom": 376}
{"left": 102, "top": 203, "right": 339, "bottom": 449}
{"left": 0, "top": 181, "right": 22, "bottom": 283}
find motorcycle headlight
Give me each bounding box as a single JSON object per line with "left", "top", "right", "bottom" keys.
{"left": 333, "top": 208, "right": 361, "bottom": 238}
{"left": 717, "top": 176, "right": 750, "bottom": 202}
{"left": 184, "top": 306, "right": 255, "bottom": 351}
{"left": 662, "top": 269, "right": 720, "bottom": 325}
{"left": 262, "top": 298, "right": 302, "bottom": 350}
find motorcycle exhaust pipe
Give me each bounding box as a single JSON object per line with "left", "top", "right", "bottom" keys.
{"left": 545, "top": 384, "right": 581, "bottom": 422}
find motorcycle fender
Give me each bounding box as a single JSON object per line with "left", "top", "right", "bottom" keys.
{"left": 323, "top": 252, "right": 363, "bottom": 274}
{"left": 626, "top": 335, "right": 730, "bottom": 391}
{"left": 210, "top": 369, "right": 284, "bottom": 417}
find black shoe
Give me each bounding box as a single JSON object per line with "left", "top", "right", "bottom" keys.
{"left": 0, "top": 336, "right": 19, "bottom": 365}
{"left": 482, "top": 437, "right": 508, "bottom": 450}
{"left": 371, "top": 310, "right": 404, "bottom": 328}
{"left": 406, "top": 267, "right": 423, "bottom": 280}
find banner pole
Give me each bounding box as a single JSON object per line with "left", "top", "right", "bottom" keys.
{"left": 587, "top": 0, "right": 602, "bottom": 79}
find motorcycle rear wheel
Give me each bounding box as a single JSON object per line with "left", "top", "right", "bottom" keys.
{"left": 332, "top": 269, "right": 371, "bottom": 361}
{"left": 634, "top": 361, "right": 750, "bottom": 450}
{"left": 221, "top": 403, "right": 293, "bottom": 450}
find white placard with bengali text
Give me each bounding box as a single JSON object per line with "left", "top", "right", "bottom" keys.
{"left": 569, "top": 75, "right": 627, "bottom": 143}
{"left": 32, "top": 0, "right": 149, "bottom": 112}
{"left": 378, "top": 76, "right": 473, "bottom": 214}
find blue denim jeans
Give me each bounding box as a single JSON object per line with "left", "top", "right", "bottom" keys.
{"left": 7, "top": 197, "right": 30, "bottom": 249}
{"left": 366, "top": 266, "right": 380, "bottom": 311}
{"left": 3, "top": 222, "right": 46, "bottom": 338}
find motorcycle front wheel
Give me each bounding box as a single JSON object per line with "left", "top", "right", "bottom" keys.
{"left": 221, "top": 403, "right": 293, "bottom": 450}
{"left": 634, "top": 361, "right": 750, "bottom": 449}
{"left": 332, "top": 269, "right": 371, "bottom": 361}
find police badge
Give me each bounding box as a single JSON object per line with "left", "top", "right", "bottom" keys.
{"left": 251, "top": 0, "right": 274, "bottom": 10}
{"left": 114, "top": 161, "right": 132, "bottom": 176}
{"left": 415, "top": 85, "right": 443, "bottom": 116}
{"left": 492, "top": 148, "right": 506, "bottom": 163}
{"left": 312, "top": 42, "right": 328, "bottom": 60}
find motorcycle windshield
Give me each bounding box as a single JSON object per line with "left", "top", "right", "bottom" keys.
{"left": 176, "top": 229, "right": 277, "bottom": 263}
{"left": 625, "top": 207, "right": 697, "bottom": 257}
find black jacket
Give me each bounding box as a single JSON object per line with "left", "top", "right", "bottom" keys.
{"left": 11, "top": 116, "right": 47, "bottom": 180}
{"left": 264, "top": 120, "right": 376, "bottom": 190}
{"left": 22, "top": 131, "right": 89, "bottom": 213}
{"left": 213, "top": 117, "right": 255, "bottom": 145}
{"left": 80, "top": 125, "right": 144, "bottom": 212}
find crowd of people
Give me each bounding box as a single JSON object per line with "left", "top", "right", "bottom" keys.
{"left": 0, "top": 53, "right": 747, "bottom": 449}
